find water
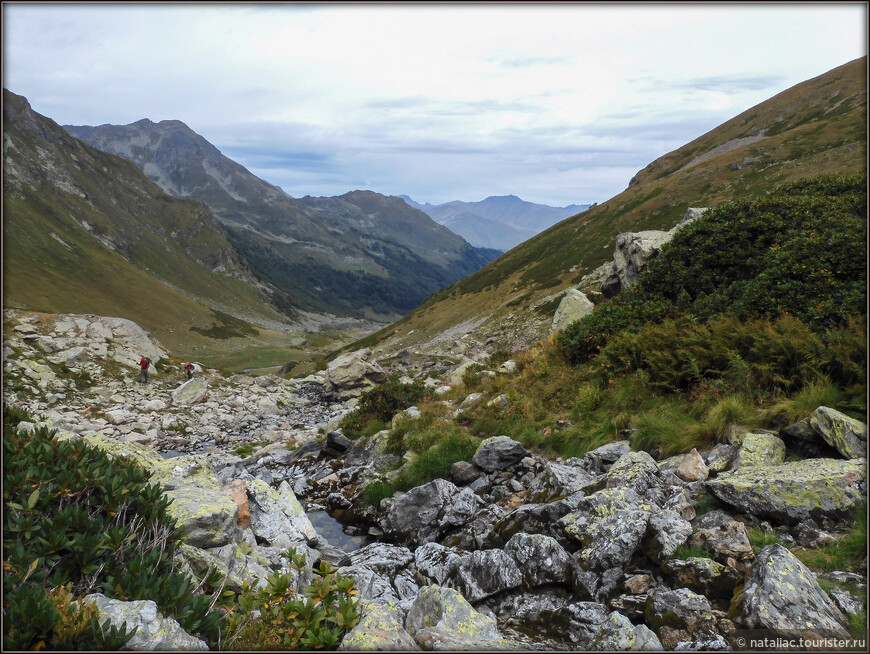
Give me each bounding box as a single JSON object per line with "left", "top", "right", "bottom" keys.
{"left": 306, "top": 509, "right": 372, "bottom": 553}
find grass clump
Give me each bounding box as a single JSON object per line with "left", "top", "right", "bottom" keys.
{"left": 339, "top": 378, "right": 425, "bottom": 439}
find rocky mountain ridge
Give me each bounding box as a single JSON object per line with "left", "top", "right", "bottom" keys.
{"left": 4, "top": 308, "right": 866, "bottom": 650}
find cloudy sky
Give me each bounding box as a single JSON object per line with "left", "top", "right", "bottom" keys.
{"left": 3, "top": 3, "right": 866, "bottom": 206}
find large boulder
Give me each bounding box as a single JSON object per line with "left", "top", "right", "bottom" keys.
{"left": 405, "top": 585, "right": 520, "bottom": 650}
{"left": 561, "top": 486, "right": 653, "bottom": 571}
{"left": 551, "top": 289, "right": 596, "bottom": 332}
{"left": 472, "top": 436, "right": 530, "bottom": 472}
{"left": 339, "top": 601, "right": 420, "bottom": 651}
{"left": 80, "top": 594, "right": 208, "bottom": 650}
{"left": 732, "top": 433, "right": 786, "bottom": 469}
{"left": 380, "top": 478, "right": 459, "bottom": 546}
{"left": 504, "top": 532, "right": 572, "bottom": 588}
{"left": 247, "top": 479, "right": 318, "bottom": 548}
{"left": 414, "top": 542, "right": 464, "bottom": 586}
{"left": 809, "top": 407, "right": 867, "bottom": 459}
{"left": 327, "top": 349, "right": 388, "bottom": 398}
{"left": 589, "top": 611, "right": 663, "bottom": 650}
{"left": 733, "top": 544, "right": 849, "bottom": 638}
{"left": 706, "top": 458, "right": 866, "bottom": 524}
{"left": 526, "top": 462, "right": 596, "bottom": 502}
{"left": 451, "top": 548, "right": 523, "bottom": 602}
{"left": 171, "top": 377, "right": 209, "bottom": 405}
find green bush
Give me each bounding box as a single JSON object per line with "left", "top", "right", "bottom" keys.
{"left": 558, "top": 172, "right": 867, "bottom": 364}
{"left": 226, "top": 548, "right": 360, "bottom": 650}
{"left": 339, "top": 378, "right": 425, "bottom": 438}
{"left": 2, "top": 405, "right": 224, "bottom": 649}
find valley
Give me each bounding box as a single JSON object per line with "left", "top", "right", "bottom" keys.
{"left": 2, "top": 55, "right": 867, "bottom": 651}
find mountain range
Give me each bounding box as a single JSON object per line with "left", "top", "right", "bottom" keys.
{"left": 63, "top": 119, "right": 499, "bottom": 322}
{"left": 399, "top": 194, "right": 591, "bottom": 251}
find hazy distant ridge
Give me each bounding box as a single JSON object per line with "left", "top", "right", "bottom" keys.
{"left": 400, "top": 194, "right": 591, "bottom": 251}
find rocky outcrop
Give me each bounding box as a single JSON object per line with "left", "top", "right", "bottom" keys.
{"left": 600, "top": 208, "right": 707, "bottom": 298}
{"left": 733, "top": 544, "right": 850, "bottom": 638}
{"left": 327, "top": 348, "right": 389, "bottom": 398}
{"left": 550, "top": 289, "right": 595, "bottom": 333}
{"left": 80, "top": 594, "right": 208, "bottom": 651}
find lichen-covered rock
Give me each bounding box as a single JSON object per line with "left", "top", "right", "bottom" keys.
{"left": 733, "top": 544, "right": 849, "bottom": 638}
{"left": 487, "top": 493, "right": 584, "bottom": 547}
{"left": 660, "top": 557, "right": 742, "bottom": 599}
{"left": 583, "top": 440, "right": 632, "bottom": 472}
{"left": 705, "top": 443, "right": 738, "bottom": 473}
{"left": 339, "top": 601, "right": 420, "bottom": 651}
{"left": 247, "top": 478, "right": 318, "bottom": 548}
{"left": 337, "top": 564, "right": 402, "bottom": 605}
{"left": 551, "top": 289, "right": 595, "bottom": 333}
{"left": 561, "top": 486, "right": 653, "bottom": 571}
{"left": 171, "top": 377, "right": 209, "bottom": 405}
{"left": 706, "top": 458, "right": 866, "bottom": 523}
{"left": 645, "top": 587, "right": 715, "bottom": 633}
{"left": 80, "top": 593, "right": 208, "bottom": 650}
{"left": 732, "top": 432, "right": 786, "bottom": 469}
{"left": 327, "top": 348, "right": 388, "bottom": 398}
{"left": 589, "top": 610, "right": 663, "bottom": 650}
{"left": 380, "top": 478, "right": 459, "bottom": 546}
{"left": 526, "top": 462, "right": 595, "bottom": 502}
{"left": 642, "top": 509, "right": 693, "bottom": 564}
{"left": 810, "top": 407, "right": 867, "bottom": 459}
{"left": 504, "top": 532, "right": 572, "bottom": 588}
{"left": 536, "top": 601, "right": 610, "bottom": 648}
{"left": 163, "top": 483, "right": 239, "bottom": 549}
{"left": 414, "top": 542, "right": 464, "bottom": 586}
{"left": 472, "top": 435, "right": 530, "bottom": 472}
{"left": 440, "top": 486, "right": 485, "bottom": 528}
{"left": 442, "top": 504, "right": 506, "bottom": 550}
{"left": 451, "top": 548, "right": 523, "bottom": 602}
{"left": 591, "top": 450, "right": 663, "bottom": 495}
{"left": 405, "top": 585, "right": 521, "bottom": 650}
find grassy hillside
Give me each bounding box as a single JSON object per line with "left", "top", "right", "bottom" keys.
{"left": 346, "top": 172, "right": 866, "bottom": 500}
{"left": 350, "top": 57, "right": 866, "bottom": 358}
{"left": 2, "top": 89, "right": 313, "bottom": 366}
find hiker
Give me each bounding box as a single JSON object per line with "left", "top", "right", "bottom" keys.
{"left": 185, "top": 361, "right": 194, "bottom": 380}
{"left": 138, "top": 355, "right": 150, "bottom": 384}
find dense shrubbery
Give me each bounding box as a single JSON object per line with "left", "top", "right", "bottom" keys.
{"left": 558, "top": 172, "right": 867, "bottom": 364}
{"left": 2, "top": 405, "right": 224, "bottom": 649}
{"left": 226, "top": 548, "right": 360, "bottom": 650}
{"left": 340, "top": 377, "right": 426, "bottom": 438}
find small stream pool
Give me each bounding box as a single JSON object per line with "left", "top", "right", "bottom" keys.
{"left": 306, "top": 509, "right": 373, "bottom": 553}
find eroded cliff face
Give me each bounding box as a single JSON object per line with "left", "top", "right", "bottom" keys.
{"left": 5, "top": 308, "right": 866, "bottom": 650}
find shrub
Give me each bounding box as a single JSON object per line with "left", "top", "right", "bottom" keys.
{"left": 2, "top": 405, "right": 225, "bottom": 649}
{"left": 339, "top": 378, "right": 425, "bottom": 438}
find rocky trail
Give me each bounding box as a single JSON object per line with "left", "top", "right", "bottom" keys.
{"left": 3, "top": 308, "right": 867, "bottom": 651}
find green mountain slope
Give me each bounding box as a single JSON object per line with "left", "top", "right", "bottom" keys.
{"left": 2, "top": 89, "right": 301, "bottom": 358}
{"left": 350, "top": 57, "right": 867, "bottom": 358}
{"left": 64, "top": 120, "right": 499, "bottom": 321}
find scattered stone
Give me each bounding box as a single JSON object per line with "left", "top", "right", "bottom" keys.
{"left": 472, "top": 435, "right": 530, "bottom": 472}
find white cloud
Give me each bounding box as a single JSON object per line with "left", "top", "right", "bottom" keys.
{"left": 2, "top": 2, "right": 866, "bottom": 206}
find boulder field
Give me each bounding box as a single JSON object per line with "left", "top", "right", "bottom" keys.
{"left": 3, "top": 309, "right": 867, "bottom": 650}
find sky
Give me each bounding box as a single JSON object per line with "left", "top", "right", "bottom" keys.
{"left": 2, "top": 2, "right": 867, "bottom": 207}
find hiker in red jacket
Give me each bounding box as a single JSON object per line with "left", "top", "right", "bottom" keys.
{"left": 185, "top": 361, "right": 194, "bottom": 380}
{"left": 138, "top": 356, "right": 150, "bottom": 384}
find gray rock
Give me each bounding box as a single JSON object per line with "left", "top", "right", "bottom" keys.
{"left": 688, "top": 510, "right": 754, "bottom": 565}
{"left": 337, "top": 564, "right": 401, "bottom": 604}
{"left": 736, "top": 544, "right": 849, "bottom": 638}
{"left": 504, "top": 532, "right": 572, "bottom": 588}
{"left": 80, "top": 593, "right": 208, "bottom": 650}
{"left": 561, "top": 486, "right": 652, "bottom": 571}
{"left": 732, "top": 432, "right": 786, "bottom": 469}
{"left": 380, "top": 478, "right": 459, "bottom": 545}
{"left": 450, "top": 460, "right": 484, "bottom": 485}
{"left": 340, "top": 600, "right": 420, "bottom": 651}
{"left": 645, "top": 587, "right": 715, "bottom": 633}
{"left": 247, "top": 478, "right": 318, "bottom": 548}
{"left": 705, "top": 443, "right": 738, "bottom": 473}
{"left": 488, "top": 492, "right": 584, "bottom": 547}
{"left": 326, "top": 348, "right": 389, "bottom": 398}
{"left": 810, "top": 406, "right": 868, "bottom": 459}
{"left": 171, "top": 377, "right": 209, "bottom": 405}
{"left": 345, "top": 542, "right": 413, "bottom": 576}
{"left": 590, "top": 610, "right": 664, "bottom": 650}
{"left": 452, "top": 548, "right": 524, "bottom": 602}
{"left": 551, "top": 289, "right": 595, "bottom": 333}
{"left": 405, "top": 585, "right": 520, "bottom": 650}
{"left": 706, "top": 458, "right": 866, "bottom": 524}
{"left": 642, "top": 509, "right": 693, "bottom": 565}
{"left": 526, "top": 462, "right": 596, "bottom": 502}
{"left": 414, "top": 542, "right": 464, "bottom": 586}
{"left": 472, "top": 435, "right": 530, "bottom": 472}
{"left": 440, "top": 486, "right": 485, "bottom": 528}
